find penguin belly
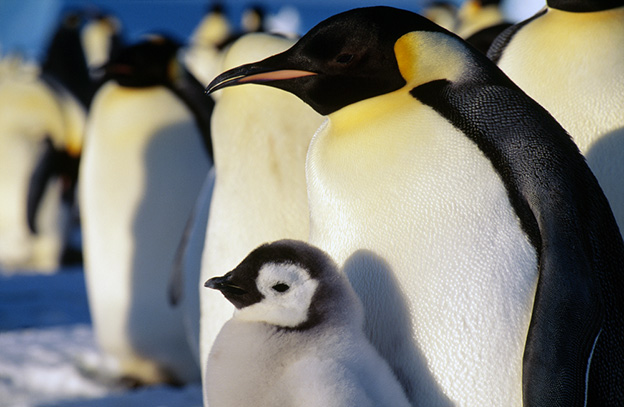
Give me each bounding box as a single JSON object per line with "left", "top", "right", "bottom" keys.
{"left": 80, "top": 82, "right": 208, "bottom": 384}
{"left": 198, "top": 33, "right": 323, "bottom": 381}
{"left": 496, "top": 7, "right": 624, "bottom": 231}
{"left": 307, "top": 91, "right": 538, "bottom": 406}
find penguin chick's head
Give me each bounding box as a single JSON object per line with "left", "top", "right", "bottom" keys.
{"left": 103, "top": 35, "right": 181, "bottom": 88}
{"left": 206, "top": 6, "right": 458, "bottom": 115}
{"left": 206, "top": 240, "right": 358, "bottom": 330}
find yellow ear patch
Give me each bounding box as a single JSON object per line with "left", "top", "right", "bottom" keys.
{"left": 394, "top": 32, "right": 420, "bottom": 83}
{"left": 394, "top": 32, "right": 467, "bottom": 87}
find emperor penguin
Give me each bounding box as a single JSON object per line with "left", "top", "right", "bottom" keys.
{"left": 41, "top": 10, "right": 93, "bottom": 107}
{"left": 79, "top": 35, "right": 212, "bottom": 385}
{"left": 456, "top": 0, "right": 512, "bottom": 54}
{"left": 488, "top": 0, "right": 624, "bottom": 236}
{"left": 198, "top": 32, "right": 323, "bottom": 383}
{"left": 0, "top": 56, "right": 85, "bottom": 273}
{"left": 455, "top": 0, "right": 508, "bottom": 37}
{"left": 182, "top": 3, "right": 232, "bottom": 88}
{"left": 422, "top": 1, "right": 458, "bottom": 32}
{"left": 206, "top": 6, "right": 624, "bottom": 406}
{"left": 204, "top": 239, "right": 411, "bottom": 407}
{"left": 80, "top": 12, "right": 124, "bottom": 83}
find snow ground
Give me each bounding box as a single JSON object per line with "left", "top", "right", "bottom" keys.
{"left": 0, "top": 268, "right": 202, "bottom": 407}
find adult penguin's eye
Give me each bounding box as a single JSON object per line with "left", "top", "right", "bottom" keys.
{"left": 336, "top": 53, "right": 354, "bottom": 64}
{"left": 272, "top": 283, "right": 290, "bottom": 293}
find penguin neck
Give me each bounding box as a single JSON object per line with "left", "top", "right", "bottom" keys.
{"left": 327, "top": 89, "right": 412, "bottom": 136}
{"left": 394, "top": 31, "right": 467, "bottom": 90}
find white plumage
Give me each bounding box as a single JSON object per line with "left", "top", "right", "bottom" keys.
{"left": 80, "top": 79, "right": 207, "bottom": 385}
{"left": 204, "top": 240, "right": 411, "bottom": 407}
{"left": 198, "top": 32, "right": 323, "bottom": 381}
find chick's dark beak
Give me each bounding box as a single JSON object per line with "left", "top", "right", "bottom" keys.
{"left": 205, "top": 272, "right": 247, "bottom": 296}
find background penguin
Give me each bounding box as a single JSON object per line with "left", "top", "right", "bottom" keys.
{"left": 456, "top": 0, "right": 513, "bottom": 54}
{"left": 198, "top": 32, "right": 323, "bottom": 383}
{"left": 488, "top": 0, "right": 624, "bottom": 237}
{"left": 20, "top": 9, "right": 125, "bottom": 271}
{"left": 80, "top": 11, "right": 124, "bottom": 85}
{"left": 0, "top": 55, "right": 85, "bottom": 273}
{"left": 79, "top": 35, "right": 212, "bottom": 385}
{"left": 204, "top": 239, "right": 411, "bottom": 407}
{"left": 455, "top": 0, "right": 509, "bottom": 37}
{"left": 41, "top": 10, "right": 94, "bottom": 107}
{"left": 183, "top": 4, "right": 269, "bottom": 88}
{"left": 422, "top": 1, "right": 458, "bottom": 32}
{"left": 207, "top": 6, "right": 624, "bottom": 405}
{"left": 182, "top": 3, "right": 232, "bottom": 88}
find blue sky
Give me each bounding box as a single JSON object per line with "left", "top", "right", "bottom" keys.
{"left": 0, "top": 0, "right": 543, "bottom": 62}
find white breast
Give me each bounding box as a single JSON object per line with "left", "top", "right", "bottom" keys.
{"left": 307, "top": 89, "right": 538, "bottom": 406}
{"left": 80, "top": 82, "right": 208, "bottom": 384}
{"left": 198, "top": 34, "right": 324, "bottom": 379}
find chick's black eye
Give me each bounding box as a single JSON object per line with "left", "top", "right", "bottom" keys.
{"left": 272, "top": 283, "right": 290, "bottom": 293}
{"left": 335, "top": 53, "right": 353, "bottom": 64}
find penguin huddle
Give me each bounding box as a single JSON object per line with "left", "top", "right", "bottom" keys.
{"left": 206, "top": 5, "right": 624, "bottom": 406}
{"left": 3, "top": 2, "right": 624, "bottom": 406}
{"left": 0, "top": 8, "right": 123, "bottom": 273}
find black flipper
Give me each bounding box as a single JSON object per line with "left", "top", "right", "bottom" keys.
{"left": 171, "top": 67, "right": 215, "bottom": 162}
{"left": 27, "top": 137, "right": 80, "bottom": 234}
{"left": 411, "top": 58, "right": 624, "bottom": 405}
{"left": 464, "top": 22, "right": 513, "bottom": 55}
{"left": 487, "top": 7, "right": 547, "bottom": 63}
{"left": 168, "top": 169, "right": 215, "bottom": 306}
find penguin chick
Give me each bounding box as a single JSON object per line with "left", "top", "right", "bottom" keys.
{"left": 204, "top": 240, "right": 411, "bottom": 407}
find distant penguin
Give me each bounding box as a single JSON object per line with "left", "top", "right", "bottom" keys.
{"left": 422, "top": 1, "right": 458, "bottom": 32}
{"left": 489, "top": 0, "right": 624, "bottom": 236}
{"left": 240, "top": 5, "right": 266, "bottom": 33}
{"left": 207, "top": 6, "right": 624, "bottom": 405}
{"left": 182, "top": 3, "right": 232, "bottom": 87}
{"left": 41, "top": 10, "right": 93, "bottom": 107}
{"left": 0, "top": 57, "right": 85, "bottom": 273}
{"left": 79, "top": 35, "right": 212, "bottom": 385}
{"left": 204, "top": 239, "right": 411, "bottom": 407}
{"left": 455, "top": 0, "right": 508, "bottom": 37}
{"left": 455, "top": 0, "right": 512, "bottom": 54}
{"left": 80, "top": 12, "right": 124, "bottom": 83}
{"left": 198, "top": 32, "right": 323, "bottom": 382}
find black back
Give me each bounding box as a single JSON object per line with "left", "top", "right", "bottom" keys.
{"left": 548, "top": 0, "right": 624, "bottom": 11}
{"left": 42, "top": 11, "right": 93, "bottom": 107}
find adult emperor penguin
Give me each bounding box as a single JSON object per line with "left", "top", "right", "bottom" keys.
{"left": 198, "top": 32, "right": 323, "bottom": 383}
{"left": 488, "top": 0, "right": 624, "bottom": 235}
{"left": 80, "top": 12, "right": 124, "bottom": 84}
{"left": 0, "top": 56, "right": 85, "bottom": 273}
{"left": 183, "top": 3, "right": 232, "bottom": 88}
{"left": 204, "top": 239, "right": 411, "bottom": 407}
{"left": 79, "top": 35, "right": 212, "bottom": 385}
{"left": 41, "top": 10, "right": 93, "bottom": 107}
{"left": 455, "top": 0, "right": 509, "bottom": 38}
{"left": 207, "top": 6, "right": 624, "bottom": 406}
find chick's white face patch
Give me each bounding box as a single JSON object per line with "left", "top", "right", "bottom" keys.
{"left": 235, "top": 262, "right": 319, "bottom": 328}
